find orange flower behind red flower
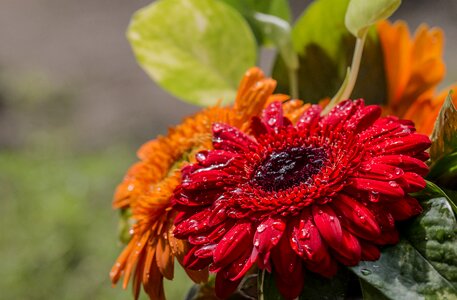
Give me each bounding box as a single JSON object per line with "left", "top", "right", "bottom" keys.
{"left": 110, "top": 67, "right": 278, "bottom": 299}
{"left": 378, "top": 20, "right": 457, "bottom": 135}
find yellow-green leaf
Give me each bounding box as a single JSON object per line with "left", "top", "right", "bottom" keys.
{"left": 345, "top": 0, "right": 401, "bottom": 38}
{"left": 128, "top": 0, "right": 257, "bottom": 106}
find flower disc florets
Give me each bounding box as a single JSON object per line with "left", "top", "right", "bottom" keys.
{"left": 173, "top": 100, "right": 431, "bottom": 299}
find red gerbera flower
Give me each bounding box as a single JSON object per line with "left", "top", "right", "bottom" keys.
{"left": 173, "top": 100, "right": 431, "bottom": 299}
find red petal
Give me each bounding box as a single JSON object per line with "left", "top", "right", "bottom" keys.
{"left": 371, "top": 155, "right": 429, "bottom": 176}
{"left": 333, "top": 195, "right": 381, "bottom": 241}
{"left": 250, "top": 116, "right": 269, "bottom": 137}
{"left": 372, "top": 134, "right": 431, "bottom": 156}
{"left": 365, "top": 203, "right": 395, "bottom": 232}
{"left": 348, "top": 178, "right": 404, "bottom": 198}
{"left": 331, "top": 230, "right": 361, "bottom": 266}
{"left": 312, "top": 205, "right": 343, "bottom": 249}
{"left": 401, "top": 172, "right": 426, "bottom": 192}
{"left": 213, "top": 222, "right": 252, "bottom": 266}
{"left": 253, "top": 217, "right": 286, "bottom": 267}
{"left": 183, "top": 246, "right": 212, "bottom": 270}
{"left": 297, "top": 104, "right": 321, "bottom": 132}
{"left": 289, "top": 209, "right": 329, "bottom": 263}
{"left": 225, "top": 247, "right": 256, "bottom": 281}
{"left": 274, "top": 271, "right": 305, "bottom": 300}
{"left": 182, "top": 169, "right": 235, "bottom": 190}
{"left": 271, "top": 233, "right": 304, "bottom": 297}
{"left": 359, "top": 240, "right": 381, "bottom": 261}
{"left": 388, "top": 196, "right": 423, "bottom": 221}
{"left": 322, "top": 100, "right": 357, "bottom": 127}
{"left": 358, "top": 162, "right": 404, "bottom": 181}
{"left": 376, "top": 229, "right": 399, "bottom": 245}
{"left": 351, "top": 105, "right": 382, "bottom": 133}
{"left": 212, "top": 123, "right": 256, "bottom": 152}
{"left": 262, "top": 101, "right": 284, "bottom": 131}
{"left": 305, "top": 252, "right": 338, "bottom": 278}
{"left": 195, "top": 150, "right": 239, "bottom": 167}
{"left": 173, "top": 208, "right": 212, "bottom": 238}
{"left": 194, "top": 244, "right": 217, "bottom": 258}
{"left": 215, "top": 272, "right": 241, "bottom": 299}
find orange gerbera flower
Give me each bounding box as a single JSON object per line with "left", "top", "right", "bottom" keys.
{"left": 110, "top": 67, "right": 278, "bottom": 300}
{"left": 378, "top": 20, "right": 457, "bottom": 135}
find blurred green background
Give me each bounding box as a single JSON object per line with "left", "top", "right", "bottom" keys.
{"left": 0, "top": 0, "right": 456, "bottom": 299}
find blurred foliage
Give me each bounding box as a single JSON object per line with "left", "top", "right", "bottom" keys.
{"left": 0, "top": 69, "right": 193, "bottom": 299}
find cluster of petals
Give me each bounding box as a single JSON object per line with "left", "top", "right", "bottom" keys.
{"left": 173, "top": 99, "right": 431, "bottom": 299}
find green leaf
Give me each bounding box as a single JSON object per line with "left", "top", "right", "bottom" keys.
{"left": 221, "top": 0, "right": 291, "bottom": 22}
{"left": 428, "top": 151, "right": 457, "bottom": 189}
{"left": 258, "top": 270, "right": 283, "bottom": 300}
{"left": 359, "top": 279, "right": 390, "bottom": 300}
{"left": 351, "top": 195, "right": 457, "bottom": 299}
{"left": 345, "top": 0, "right": 401, "bottom": 38}
{"left": 405, "top": 197, "right": 457, "bottom": 288}
{"left": 299, "top": 268, "right": 358, "bottom": 299}
{"left": 430, "top": 92, "right": 457, "bottom": 164}
{"left": 128, "top": 0, "right": 257, "bottom": 106}
{"left": 412, "top": 180, "right": 457, "bottom": 217}
{"left": 221, "top": 0, "right": 291, "bottom": 46}
{"left": 272, "top": 0, "right": 386, "bottom": 103}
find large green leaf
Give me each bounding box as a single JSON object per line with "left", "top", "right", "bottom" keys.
{"left": 430, "top": 92, "right": 457, "bottom": 163}
{"left": 272, "top": 0, "right": 386, "bottom": 103}
{"left": 128, "top": 0, "right": 257, "bottom": 106}
{"left": 352, "top": 195, "right": 457, "bottom": 299}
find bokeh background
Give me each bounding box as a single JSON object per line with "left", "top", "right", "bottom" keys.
{"left": 0, "top": 0, "right": 456, "bottom": 299}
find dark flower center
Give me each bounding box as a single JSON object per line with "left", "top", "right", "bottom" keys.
{"left": 251, "top": 146, "right": 327, "bottom": 192}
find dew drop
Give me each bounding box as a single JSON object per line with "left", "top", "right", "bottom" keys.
{"left": 267, "top": 118, "right": 277, "bottom": 126}
{"left": 388, "top": 181, "right": 399, "bottom": 188}
{"left": 257, "top": 224, "right": 267, "bottom": 233}
{"left": 361, "top": 268, "right": 371, "bottom": 275}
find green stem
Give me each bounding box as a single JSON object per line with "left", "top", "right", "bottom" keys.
{"left": 289, "top": 68, "right": 299, "bottom": 99}
{"left": 322, "top": 31, "right": 367, "bottom": 115}
{"left": 340, "top": 34, "right": 366, "bottom": 101}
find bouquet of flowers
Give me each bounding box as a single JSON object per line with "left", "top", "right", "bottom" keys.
{"left": 109, "top": 0, "right": 457, "bottom": 299}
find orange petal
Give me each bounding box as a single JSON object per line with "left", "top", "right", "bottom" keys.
{"left": 233, "top": 67, "right": 277, "bottom": 126}
{"left": 377, "top": 20, "right": 412, "bottom": 110}
{"left": 156, "top": 236, "right": 174, "bottom": 280}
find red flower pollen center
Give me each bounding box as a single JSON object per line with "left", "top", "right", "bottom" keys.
{"left": 251, "top": 146, "right": 327, "bottom": 192}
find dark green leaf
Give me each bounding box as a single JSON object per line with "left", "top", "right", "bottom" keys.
{"left": 359, "top": 279, "right": 390, "bottom": 300}
{"left": 430, "top": 92, "right": 457, "bottom": 164}
{"left": 428, "top": 151, "right": 457, "bottom": 190}
{"left": 258, "top": 270, "right": 283, "bottom": 300}
{"left": 272, "top": 0, "right": 386, "bottom": 104}
{"left": 299, "top": 268, "right": 359, "bottom": 299}
{"left": 351, "top": 195, "right": 457, "bottom": 299}
{"left": 128, "top": 0, "right": 257, "bottom": 106}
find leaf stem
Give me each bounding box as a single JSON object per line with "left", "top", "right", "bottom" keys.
{"left": 322, "top": 31, "right": 367, "bottom": 115}
{"left": 340, "top": 33, "right": 366, "bottom": 101}
{"left": 289, "top": 68, "right": 299, "bottom": 99}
